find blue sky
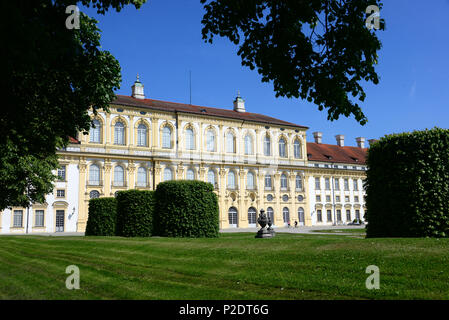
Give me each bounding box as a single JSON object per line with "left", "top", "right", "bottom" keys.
{"left": 82, "top": 0, "right": 449, "bottom": 147}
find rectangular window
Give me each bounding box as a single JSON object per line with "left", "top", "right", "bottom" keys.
{"left": 336, "top": 195, "right": 341, "bottom": 202}
{"left": 345, "top": 196, "right": 350, "bottom": 202}
{"left": 325, "top": 178, "right": 330, "bottom": 190}
{"left": 334, "top": 178, "right": 340, "bottom": 190}
{"left": 355, "top": 196, "right": 359, "bottom": 203}
{"left": 346, "top": 210, "right": 351, "bottom": 221}
{"left": 326, "top": 195, "right": 331, "bottom": 202}
{"left": 327, "top": 210, "right": 332, "bottom": 222}
{"left": 35, "top": 210, "right": 44, "bottom": 227}
{"left": 344, "top": 179, "right": 349, "bottom": 191}
{"left": 317, "top": 210, "right": 322, "bottom": 222}
{"left": 337, "top": 210, "right": 342, "bottom": 222}
{"left": 13, "top": 210, "right": 23, "bottom": 228}
{"left": 315, "top": 177, "right": 321, "bottom": 190}
{"left": 356, "top": 210, "right": 361, "bottom": 220}
{"left": 265, "top": 175, "right": 272, "bottom": 190}
{"left": 58, "top": 165, "right": 66, "bottom": 181}
{"left": 56, "top": 189, "right": 65, "bottom": 198}
{"left": 316, "top": 195, "right": 321, "bottom": 202}
{"left": 353, "top": 179, "right": 358, "bottom": 191}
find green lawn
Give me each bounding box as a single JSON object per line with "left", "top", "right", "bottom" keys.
{"left": 311, "top": 228, "right": 366, "bottom": 234}
{"left": 1, "top": 233, "right": 449, "bottom": 300}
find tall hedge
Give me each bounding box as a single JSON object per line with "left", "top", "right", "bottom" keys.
{"left": 365, "top": 128, "right": 449, "bottom": 238}
{"left": 85, "top": 197, "right": 117, "bottom": 236}
{"left": 115, "top": 189, "right": 155, "bottom": 237}
{"left": 154, "top": 180, "right": 219, "bottom": 237}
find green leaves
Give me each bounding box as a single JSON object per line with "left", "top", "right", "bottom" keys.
{"left": 366, "top": 128, "right": 449, "bottom": 238}
{"left": 86, "top": 197, "right": 117, "bottom": 236}
{"left": 201, "top": 0, "right": 385, "bottom": 125}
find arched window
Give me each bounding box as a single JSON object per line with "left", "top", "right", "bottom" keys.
{"left": 206, "top": 130, "right": 215, "bottom": 152}
{"left": 89, "top": 164, "right": 100, "bottom": 185}
{"left": 114, "top": 165, "right": 124, "bottom": 186}
{"left": 248, "top": 207, "right": 257, "bottom": 226}
{"left": 207, "top": 170, "right": 216, "bottom": 187}
{"left": 228, "top": 207, "right": 238, "bottom": 227}
{"left": 114, "top": 121, "right": 125, "bottom": 145}
{"left": 283, "top": 207, "right": 290, "bottom": 225}
{"left": 267, "top": 207, "right": 274, "bottom": 224}
{"left": 186, "top": 168, "right": 195, "bottom": 180}
{"left": 137, "top": 123, "right": 147, "bottom": 147}
{"left": 163, "top": 167, "right": 173, "bottom": 181}
{"left": 137, "top": 167, "right": 147, "bottom": 187}
{"left": 296, "top": 175, "right": 303, "bottom": 190}
{"left": 244, "top": 134, "right": 253, "bottom": 155}
{"left": 298, "top": 207, "right": 305, "bottom": 223}
{"left": 185, "top": 127, "right": 195, "bottom": 150}
{"left": 294, "top": 139, "right": 301, "bottom": 158}
{"left": 264, "top": 174, "right": 272, "bottom": 190}
{"left": 279, "top": 137, "right": 287, "bottom": 157}
{"left": 90, "top": 119, "right": 101, "bottom": 143}
{"left": 228, "top": 171, "right": 236, "bottom": 189}
{"left": 247, "top": 171, "right": 255, "bottom": 190}
{"left": 89, "top": 190, "right": 100, "bottom": 199}
{"left": 162, "top": 126, "right": 172, "bottom": 149}
{"left": 264, "top": 135, "right": 271, "bottom": 156}
{"left": 226, "top": 132, "right": 235, "bottom": 153}
{"left": 281, "top": 173, "right": 288, "bottom": 190}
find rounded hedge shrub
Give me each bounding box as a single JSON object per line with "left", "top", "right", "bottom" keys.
{"left": 115, "top": 189, "right": 155, "bottom": 237}
{"left": 85, "top": 197, "right": 117, "bottom": 236}
{"left": 154, "top": 180, "right": 219, "bottom": 237}
{"left": 365, "top": 127, "right": 449, "bottom": 238}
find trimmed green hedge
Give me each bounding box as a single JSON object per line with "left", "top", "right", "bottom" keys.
{"left": 365, "top": 128, "right": 449, "bottom": 238}
{"left": 154, "top": 180, "right": 219, "bottom": 237}
{"left": 115, "top": 189, "right": 155, "bottom": 237}
{"left": 85, "top": 197, "right": 117, "bottom": 236}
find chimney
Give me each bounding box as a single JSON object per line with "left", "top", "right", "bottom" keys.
{"left": 233, "top": 90, "right": 246, "bottom": 112}
{"left": 313, "top": 132, "right": 322, "bottom": 144}
{"left": 368, "top": 139, "right": 378, "bottom": 147}
{"left": 131, "top": 74, "right": 145, "bottom": 99}
{"left": 356, "top": 137, "right": 366, "bottom": 148}
{"left": 335, "top": 134, "right": 345, "bottom": 147}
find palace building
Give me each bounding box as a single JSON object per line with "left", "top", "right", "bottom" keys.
{"left": 0, "top": 76, "right": 370, "bottom": 234}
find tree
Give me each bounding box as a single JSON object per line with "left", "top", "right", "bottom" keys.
{"left": 0, "top": 0, "right": 145, "bottom": 210}
{"left": 200, "top": 0, "right": 385, "bottom": 125}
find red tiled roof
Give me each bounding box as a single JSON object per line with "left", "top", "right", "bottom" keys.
{"left": 307, "top": 142, "right": 367, "bottom": 165}
{"left": 112, "top": 95, "right": 308, "bottom": 129}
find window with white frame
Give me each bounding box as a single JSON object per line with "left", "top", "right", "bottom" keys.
{"left": 279, "top": 137, "right": 287, "bottom": 157}
{"left": 317, "top": 209, "right": 322, "bottom": 222}
{"left": 13, "top": 210, "right": 23, "bottom": 227}
{"left": 264, "top": 135, "right": 271, "bottom": 156}
{"left": 353, "top": 179, "right": 358, "bottom": 191}
{"left": 226, "top": 132, "right": 235, "bottom": 153}
{"left": 228, "top": 171, "right": 236, "bottom": 189}
{"left": 207, "top": 170, "right": 216, "bottom": 187}
{"left": 346, "top": 210, "right": 351, "bottom": 221}
{"left": 185, "top": 128, "right": 195, "bottom": 150}
{"left": 315, "top": 177, "right": 321, "bottom": 189}
{"left": 137, "top": 123, "right": 147, "bottom": 147}
{"left": 325, "top": 177, "right": 330, "bottom": 190}
{"left": 162, "top": 126, "right": 172, "bottom": 149}
{"left": 280, "top": 173, "right": 288, "bottom": 190}
{"left": 114, "top": 121, "right": 125, "bottom": 145}
{"left": 163, "top": 167, "right": 173, "bottom": 181}
{"left": 57, "top": 165, "right": 66, "bottom": 181}
{"left": 337, "top": 209, "right": 342, "bottom": 222}
{"left": 186, "top": 169, "right": 195, "bottom": 180}
{"left": 327, "top": 210, "right": 332, "bottom": 222}
{"left": 294, "top": 139, "right": 301, "bottom": 158}
{"left": 114, "top": 165, "right": 125, "bottom": 186}
{"left": 206, "top": 129, "right": 215, "bottom": 152}
{"left": 35, "top": 210, "right": 44, "bottom": 227}
{"left": 244, "top": 134, "right": 253, "bottom": 155}
{"left": 89, "top": 164, "right": 100, "bottom": 185}
{"left": 90, "top": 119, "right": 101, "bottom": 143}
{"left": 265, "top": 174, "right": 272, "bottom": 190}
{"left": 137, "top": 167, "right": 147, "bottom": 186}
{"left": 267, "top": 207, "right": 274, "bottom": 223}
{"left": 344, "top": 178, "right": 349, "bottom": 191}
{"left": 56, "top": 189, "right": 65, "bottom": 198}
{"left": 247, "top": 172, "right": 255, "bottom": 189}
{"left": 334, "top": 178, "right": 340, "bottom": 190}
{"left": 296, "top": 175, "right": 303, "bottom": 190}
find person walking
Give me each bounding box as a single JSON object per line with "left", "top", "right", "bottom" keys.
{"left": 294, "top": 220, "right": 298, "bottom": 228}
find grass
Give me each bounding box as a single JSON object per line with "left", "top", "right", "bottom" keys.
{"left": 0, "top": 233, "right": 449, "bottom": 300}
